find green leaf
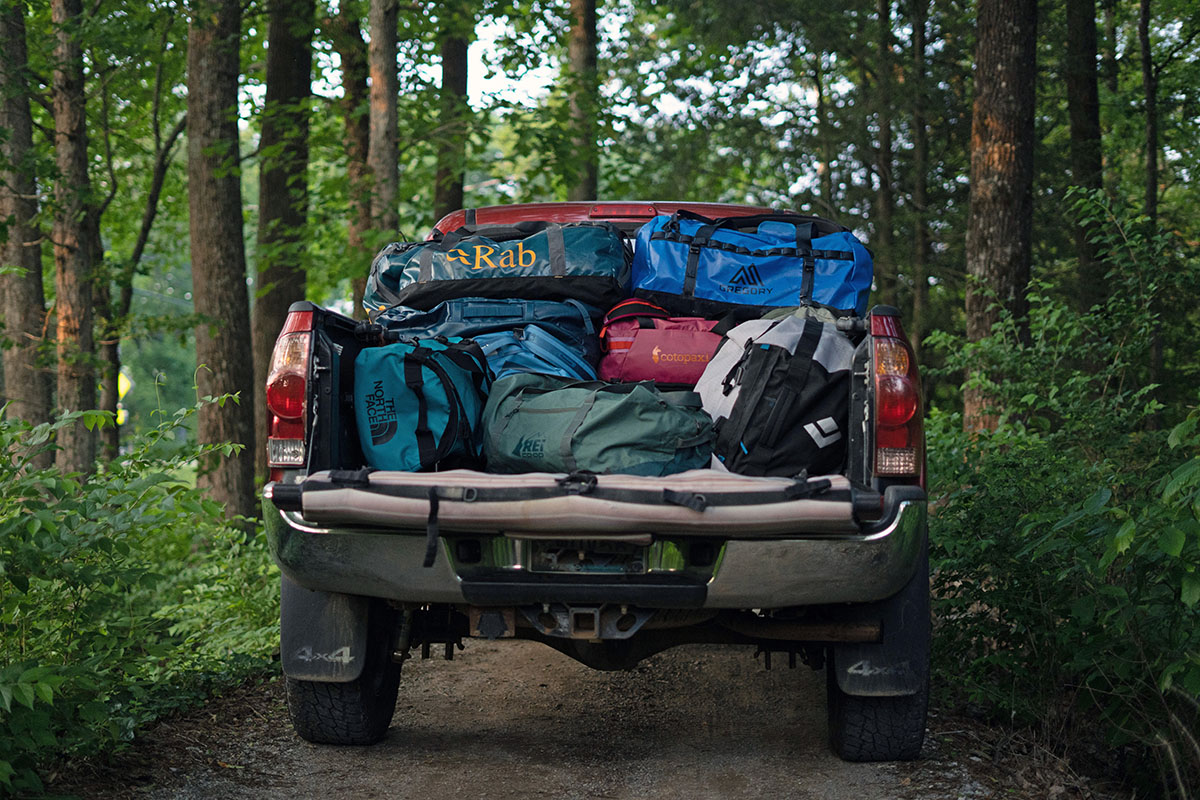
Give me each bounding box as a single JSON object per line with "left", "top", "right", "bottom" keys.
{"left": 1113, "top": 519, "right": 1136, "bottom": 555}
{"left": 0, "top": 684, "right": 12, "bottom": 712}
{"left": 1082, "top": 488, "right": 1111, "bottom": 515}
{"left": 1183, "top": 574, "right": 1200, "bottom": 608}
{"left": 12, "top": 682, "right": 35, "bottom": 710}
{"left": 1159, "top": 527, "right": 1186, "bottom": 558}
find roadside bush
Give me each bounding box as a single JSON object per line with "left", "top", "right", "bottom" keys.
{"left": 925, "top": 195, "right": 1200, "bottom": 796}
{"left": 0, "top": 407, "right": 279, "bottom": 796}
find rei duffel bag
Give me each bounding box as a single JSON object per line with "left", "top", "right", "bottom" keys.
{"left": 482, "top": 374, "right": 713, "bottom": 476}
{"left": 363, "top": 222, "right": 631, "bottom": 313}
{"left": 695, "top": 314, "right": 855, "bottom": 477}
{"left": 597, "top": 299, "right": 727, "bottom": 386}
{"left": 632, "top": 210, "right": 873, "bottom": 316}
{"left": 353, "top": 337, "right": 490, "bottom": 471}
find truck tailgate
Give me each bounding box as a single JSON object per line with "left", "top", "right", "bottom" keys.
{"left": 267, "top": 469, "right": 873, "bottom": 536}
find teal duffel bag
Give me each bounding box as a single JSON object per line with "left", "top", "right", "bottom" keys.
{"left": 482, "top": 374, "right": 713, "bottom": 476}
{"left": 353, "top": 337, "right": 490, "bottom": 471}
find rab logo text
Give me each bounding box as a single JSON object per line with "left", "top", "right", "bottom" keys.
{"left": 447, "top": 243, "right": 537, "bottom": 270}
{"left": 652, "top": 345, "right": 709, "bottom": 365}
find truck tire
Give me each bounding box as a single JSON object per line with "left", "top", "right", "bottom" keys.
{"left": 285, "top": 601, "right": 400, "bottom": 745}
{"left": 825, "top": 543, "right": 930, "bottom": 762}
{"left": 826, "top": 668, "right": 929, "bottom": 762}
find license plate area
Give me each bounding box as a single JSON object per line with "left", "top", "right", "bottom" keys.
{"left": 527, "top": 540, "right": 648, "bottom": 575}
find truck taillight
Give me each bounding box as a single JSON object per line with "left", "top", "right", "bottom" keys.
{"left": 266, "top": 310, "right": 313, "bottom": 469}
{"left": 870, "top": 311, "right": 923, "bottom": 481}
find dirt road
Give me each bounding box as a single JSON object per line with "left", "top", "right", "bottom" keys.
{"left": 49, "top": 640, "right": 1116, "bottom": 800}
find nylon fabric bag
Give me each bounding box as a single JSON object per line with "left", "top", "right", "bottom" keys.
{"left": 597, "top": 299, "right": 724, "bottom": 386}
{"left": 474, "top": 325, "right": 598, "bottom": 381}
{"left": 364, "top": 222, "right": 631, "bottom": 313}
{"left": 370, "top": 296, "right": 601, "bottom": 364}
{"left": 696, "top": 315, "right": 855, "bottom": 477}
{"left": 353, "top": 337, "right": 490, "bottom": 471}
{"left": 482, "top": 373, "right": 713, "bottom": 476}
{"left": 632, "top": 211, "right": 873, "bottom": 316}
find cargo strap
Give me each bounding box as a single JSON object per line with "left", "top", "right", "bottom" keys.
{"left": 423, "top": 487, "right": 440, "bottom": 567}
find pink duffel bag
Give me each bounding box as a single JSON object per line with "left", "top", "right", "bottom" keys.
{"left": 598, "top": 299, "right": 725, "bottom": 386}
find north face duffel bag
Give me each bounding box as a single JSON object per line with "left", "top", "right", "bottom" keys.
{"left": 353, "top": 337, "right": 490, "bottom": 471}
{"left": 482, "top": 374, "right": 713, "bottom": 476}
{"left": 632, "top": 210, "right": 873, "bottom": 316}
{"left": 363, "top": 222, "right": 631, "bottom": 313}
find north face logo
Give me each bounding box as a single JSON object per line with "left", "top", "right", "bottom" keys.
{"left": 729, "top": 264, "right": 763, "bottom": 286}
{"left": 364, "top": 380, "right": 398, "bottom": 445}
{"left": 512, "top": 435, "right": 546, "bottom": 459}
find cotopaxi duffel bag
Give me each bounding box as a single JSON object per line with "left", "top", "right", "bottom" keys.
{"left": 363, "top": 222, "right": 631, "bottom": 313}
{"left": 632, "top": 210, "right": 873, "bottom": 316}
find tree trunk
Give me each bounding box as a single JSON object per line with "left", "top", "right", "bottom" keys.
{"left": 1066, "top": 0, "right": 1104, "bottom": 310}
{"left": 367, "top": 0, "right": 399, "bottom": 238}
{"left": 51, "top": 0, "right": 96, "bottom": 474}
{"left": 1101, "top": 0, "right": 1119, "bottom": 94}
{"left": 187, "top": 0, "right": 256, "bottom": 520}
{"left": 566, "top": 0, "right": 598, "bottom": 201}
{"left": 434, "top": 3, "right": 471, "bottom": 220}
{"left": 1138, "top": 0, "right": 1157, "bottom": 226}
{"left": 909, "top": 0, "right": 930, "bottom": 362}
{"left": 812, "top": 56, "right": 836, "bottom": 217}
{"left": 964, "top": 0, "right": 1037, "bottom": 431}
{"left": 330, "top": 0, "right": 372, "bottom": 319}
{"left": 0, "top": 4, "right": 52, "bottom": 449}
{"left": 252, "top": 0, "right": 314, "bottom": 477}
{"left": 873, "top": 0, "right": 896, "bottom": 308}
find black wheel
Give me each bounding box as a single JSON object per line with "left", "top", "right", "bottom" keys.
{"left": 826, "top": 543, "right": 930, "bottom": 762}
{"left": 285, "top": 600, "right": 401, "bottom": 745}
{"left": 826, "top": 667, "right": 929, "bottom": 761}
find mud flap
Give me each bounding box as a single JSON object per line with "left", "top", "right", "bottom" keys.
{"left": 280, "top": 575, "right": 370, "bottom": 682}
{"left": 829, "top": 540, "right": 929, "bottom": 697}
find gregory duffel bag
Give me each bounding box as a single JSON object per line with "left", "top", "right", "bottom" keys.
{"left": 695, "top": 314, "right": 855, "bottom": 477}
{"left": 482, "top": 374, "right": 713, "bottom": 476}
{"left": 353, "top": 337, "right": 490, "bottom": 471}
{"left": 598, "top": 299, "right": 725, "bottom": 386}
{"left": 632, "top": 211, "right": 873, "bottom": 316}
{"left": 363, "top": 222, "right": 631, "bottom": 313}
{"left": 474, "top": 325, "right": 598, "bottom": 381}
{"left": 370, "top": 296, "right": 601, "bottom": 364}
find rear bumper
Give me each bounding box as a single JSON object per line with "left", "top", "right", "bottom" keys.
{"left": 264, "top": 486, "right": 926, "bottom": 610}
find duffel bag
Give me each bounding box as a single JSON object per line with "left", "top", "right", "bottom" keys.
{"left": 353, "top": 337, "right": 490, "bottom": 471}
{"left": 363, "top": 222, "right": 631, "bottom": 313}
{"left": 370, "top": 296, "right": 601, "bottom": 364}
{"left": 632, "top": 210, "right": 873, "bottom": 316}
{"left": 482, "top": 374, "right": 713, "bottom": 476}
{"left": 598, "top": 299, "right": 725, "bottom": 386}
{"left": 695, "top": 315, "right": 855, "bottom": 477}
{"left": 474, "top": 325, "right": 598, "bottom": 381}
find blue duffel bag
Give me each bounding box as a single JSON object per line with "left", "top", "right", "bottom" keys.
{"left": 632, "top": 211, "right": 873, "bottom": 316}
{"left": 372, "top": 296, "right": 601, "bottom": 365}
{"left": 353, "top": 337, "right": 490, "bottom": 471}
{"left": 474, "top": 325, "right": 598, "bottom": 381}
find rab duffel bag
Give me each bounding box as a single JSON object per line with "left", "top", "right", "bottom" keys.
{"left": 632, "top": 210, "right": 873, "bottom": 316}
{"left": 482, "top": 373, "right": 713, "bottom": 476}
{"left": 363, "top": 222, "right": 631, "bottom": 313}
{"left": 695, "top": 314, "right": 855, "bottom": 477}
{"left": 370, "top": 296, "right": 602, "bottom": 364}
{"left": 597, "top": 299, "right": 725, "bottom": 386}
{"left": 353, "top": 337, "right": 490, "bottom": 471}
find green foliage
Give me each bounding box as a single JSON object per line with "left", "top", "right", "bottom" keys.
{"left": 926, "top": 197, "right": 1200, "bottom": 795}
{"left": 0, "top": 408, "right": 279, "bottom": 796}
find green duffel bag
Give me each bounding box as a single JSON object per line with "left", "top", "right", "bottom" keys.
{"left": 482, "top": 374, "right": 713, "bottom": 476}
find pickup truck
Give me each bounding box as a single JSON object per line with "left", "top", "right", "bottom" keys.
{"left": 261, "top": 201, "right": 929, "bottom": 762}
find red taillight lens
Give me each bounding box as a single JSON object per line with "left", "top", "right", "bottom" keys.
{"left": 870, "top": 313, "right": 923, "bottom": 481}
{"left": 267, "top": 310, "right": 313, "bottom": 470}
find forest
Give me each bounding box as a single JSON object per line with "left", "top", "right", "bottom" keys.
{"left": 1, "top": 0, "right": 1199, "bottom": 795}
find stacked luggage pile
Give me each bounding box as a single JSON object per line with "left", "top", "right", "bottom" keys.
{"left": 352, "top": 210, "right": 873, "bottom": 480}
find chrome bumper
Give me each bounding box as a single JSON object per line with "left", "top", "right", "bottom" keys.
{"left": 264, "top": 494, "right": 927, "bottom": 610}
